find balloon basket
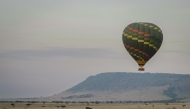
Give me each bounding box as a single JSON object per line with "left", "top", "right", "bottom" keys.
{"left": 138, "top": 68, "right": 144, "bottom": 71}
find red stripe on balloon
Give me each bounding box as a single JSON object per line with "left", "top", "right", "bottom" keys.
{"left": 126, "top": 26, "right": 150, "bottom": 37}
{"left": 144, "top": 34, "right": 150, "bottom": 37}
{"left": 124, "top": 44, "right": 150, "bottom": 59}
{"left": 134, "top": 49, "right": 139, "bottom": 51}
{"left": 133, "top": 29, "right": 138, "bottom": 32}
{"left": 130, "top": 47, "right": 134, "bottom": 49}
{"left": 138, "top": 31, "right": 144, "bottom": 34}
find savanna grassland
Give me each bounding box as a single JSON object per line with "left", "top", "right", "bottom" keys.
{"left": 0, "top": 102, "right": 190, "bottom": 109}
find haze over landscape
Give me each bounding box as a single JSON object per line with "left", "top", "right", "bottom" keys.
{"left": 0, "top": 0, "right": 190, "bottom": 99}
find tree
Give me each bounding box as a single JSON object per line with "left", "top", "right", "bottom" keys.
{"left": 11, "top": 103, "right": 15, "bottom": 107}
{"left": 182, "top": 104, "right": 186, "bottom": 108}
{"left": 26, "top": 103, "right": 31, "bottom": 107}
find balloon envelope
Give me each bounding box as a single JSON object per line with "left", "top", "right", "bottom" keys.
{"left": 122, "top": 22, "right": 163, "bottom": 69}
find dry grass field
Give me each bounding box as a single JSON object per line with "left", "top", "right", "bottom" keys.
{"left": 0, "top": 102, "right": 190, "bottom": 109}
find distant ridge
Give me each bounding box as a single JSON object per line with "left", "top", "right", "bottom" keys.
{"left": 3, "top": 72, "right": 189, "bottom": 102}
{"left": 66, "top": 72, "right": 189, "bottom": 92}
{"left": 50, "top": 72, "right": 190, "bottom": 101}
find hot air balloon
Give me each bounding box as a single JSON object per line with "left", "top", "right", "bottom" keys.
{"left": 122, "top": 22, "right": 163, "bottom": 71}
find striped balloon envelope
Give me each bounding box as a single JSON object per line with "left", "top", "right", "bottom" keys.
{"left": 122, "top": 22, "right": 163, "bottom": 71}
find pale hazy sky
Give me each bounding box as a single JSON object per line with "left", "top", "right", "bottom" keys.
{"left": 0, "top": 0, "right": 190, "bottom": 98}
